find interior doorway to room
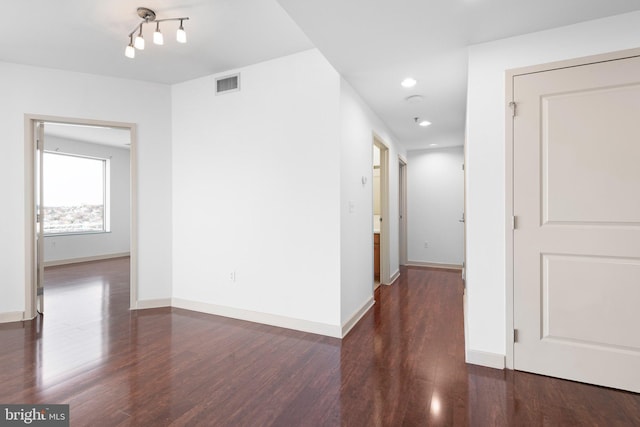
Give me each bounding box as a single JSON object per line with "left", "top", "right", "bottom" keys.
{"left": 373, "top": 145, "right": 381, "bottom": 287}
{"left": 373, "top": 136, "right": 389, "bottom": 288}
{"left": 399, "top": 158, "right": 407, "bottom": 266}
{"left": 27, "top": 117, "right": 136, "bottom": 318}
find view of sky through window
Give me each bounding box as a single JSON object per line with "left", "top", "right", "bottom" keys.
{"left": 43, "top": 152, "right": 106, "bottom": 234}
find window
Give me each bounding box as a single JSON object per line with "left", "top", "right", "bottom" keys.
{"left": 43, "top": 152, "right": 110, "bottom": 235}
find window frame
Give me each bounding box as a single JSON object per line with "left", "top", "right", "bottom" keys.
{"left": 42, "top": 150, "right": 111, "bottom": 236}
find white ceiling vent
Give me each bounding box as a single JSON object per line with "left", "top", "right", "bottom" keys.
{"left": 216, "top": 73, "right": 240, "bottom": 95}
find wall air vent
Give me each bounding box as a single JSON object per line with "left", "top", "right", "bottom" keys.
{"left": 216, "top": 73, "right": 240, "bottom": 95}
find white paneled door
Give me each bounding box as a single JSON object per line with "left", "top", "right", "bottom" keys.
{"left": 512, "top": 53, "right": 640, "bottom": 393}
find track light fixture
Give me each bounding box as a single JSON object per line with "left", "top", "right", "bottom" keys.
{"left": 125, "top": 7, "right": 189, "bottom": 59}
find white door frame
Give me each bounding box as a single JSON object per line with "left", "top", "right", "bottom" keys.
{"left": 24, "top": 114, "right": 138, "bottom": 319}
{"left": 373, "top": 134, "right": 390, "bottom": 285}
{"left": 504, "top": 47, "right": 640, "bottom": 370}
{"left": 398, "top": 156, "right": 408, "bottom": 266}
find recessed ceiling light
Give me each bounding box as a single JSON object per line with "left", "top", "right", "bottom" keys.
{"left": 401, "top": 78, "right": 417, "bottom": 88}
{"left": 405, "top": 95, "right": 424, "bottom": 104}
{"left": 430, "top": 143, "right": 438, "bottom": 147}
{"left": 414, "top": 117, "right": 432, "bottom": 127}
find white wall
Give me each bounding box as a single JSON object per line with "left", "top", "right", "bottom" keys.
{"left": 465, "top": 11, "right": 640, "bottom": 362}
{"left": 407, "top": 146, "right": 464, "bottom": 266}
{"left": 0, "top": 62, "right": 172, "bottom": 318}
{"left": 171, "top": 50, "right": 343, "bottom": 335}
{"left": 339, "top": 78, "right": 405, "bottom": 326}
{"left": 43, "top": 136, "right": 130, "bottom": 264}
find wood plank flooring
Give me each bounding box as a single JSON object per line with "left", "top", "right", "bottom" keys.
{"left": 0, "top": 258, "right": 639, "bottom": 426}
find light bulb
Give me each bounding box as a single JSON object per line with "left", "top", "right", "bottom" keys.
{"left": 154, "top": 30, "right": 164, "bottom": 45}
{"left": 414, "top": 117, "right": 431, "bottom": 127}
{"left": 125, "top": 44, "right": 135, "bottom": 59}
{"left": 134, "top": 25, "right": 145, "bottom": 49}
{"left": 134, "top": 35, "right": 145, "bottom": 50}
{"left": 154, "top": 23, "right": 163, "bottom": 45}
{"left": 177, "top": 21, "right": 187, "bottom": 43}
{"left": 401, "top": 78, "right": 417, "bottom": 88}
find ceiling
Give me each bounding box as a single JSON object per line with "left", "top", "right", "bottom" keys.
{"left": 3, "top": 1, "right": 640, "bottom": 151}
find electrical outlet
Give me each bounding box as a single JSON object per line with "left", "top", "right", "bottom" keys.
{"left": 424, "top": 242, "right": 429, "bottom": 248}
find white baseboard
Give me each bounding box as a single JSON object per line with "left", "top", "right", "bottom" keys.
{"left": 0, "top": 311, "right": 24, "bottom": 324}
{"left": 172, "top": 298, "right": 342, "bottom": 338}
{"left": 44, "top": 252, "right": 130, "bottom": 267}
{"left": 135, "top": 298, "right": 172, "bottom": 310}
{"left": 388, "top": 269, "right": 400, "bottom": 285}
{"left": 406, "top": 260, "right": 463, "bottom": 270}
{"left": 341, "top": 296, "right": 375, "bottom": 337}
{"left": 466, "top": 349, "right": 506, "bottom": 370}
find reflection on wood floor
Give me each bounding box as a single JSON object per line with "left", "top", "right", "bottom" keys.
{"left": 0, "top": 258, "right": 638, "bottom": 426}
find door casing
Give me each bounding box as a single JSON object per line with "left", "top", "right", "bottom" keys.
{"left": 398, "top": 156, "right": 408, "bottom": 266}
{"left": 24, "top": 114, "right": 138, "bottom": 319}
{"left": 373, "top": 134, "right": 391, "bottom": 286}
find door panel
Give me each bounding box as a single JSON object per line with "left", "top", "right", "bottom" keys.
{"left": 543, "top": 85, "right": 640, "bottom": 224}
{"left": 542, "top": 254, "right": 640, "bottom": 350}
{"left": 513, "top": 54, "right": 640, "bottom": 393}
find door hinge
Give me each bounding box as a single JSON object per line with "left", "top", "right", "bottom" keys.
{"left": 512, "top": 215, "right": 517, "bottom": 230}
{"left": 462, "top": 163, "right": 465, "bottom": 171}
{"left": 37, "top": 287, "right": 44, "bottom": 296}
{"left": 514, "top": 329, "right": 519, "bottom": 343}
{"left": 37, "top": 213, "right": 41, "bottom": 223}
{"left": 509, "top": 101, "right": 517, "bottom": 117}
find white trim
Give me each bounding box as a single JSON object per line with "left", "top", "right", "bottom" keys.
{"left": 129, "top": 125, "right": 138, "bottom": 310}
{"left": 505, "top": 63, "right": 516, "bottom": 370}
{"left": 373, "top": 133, "right": 391, "bottom": 286}
{"left": 172, "top": 298, "right": 342, "bottom": 338}
{"left": 44, "top": 252, "right": 130, "bottom": 267}
{"left": 24, "top": 116, "right": 35, "bottom": 319}
{"left": 387, "top": 269, "right": 400, "bottom": 285}
{"left": 466, "top": 349, "right": 506, "bottom": 370}
{"left": 0, "top": 311, "right": 25, "bottom": 324}
{"left": 406, "top": 261, "right": 463, "bottom": 270}
{"left": 398, "top": 157, "right": 408, "bottom": 266}
{"left": 135, "top": 298, "right": 172, "bottom": 309}
{"left": 24, "top": 114, "right": 138, "bottom": 318}
{"left": 341, "top": 296, "right": 375, "bottom": 337}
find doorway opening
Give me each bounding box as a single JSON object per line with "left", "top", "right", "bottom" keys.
{"left": 373, "top": 135, "right": 390, "bottom": 288}
{"left": 25, "top": 115, "right": 137, "bottom": 318}
{"left": 399, "top": 157, "right": 407, "bottom": 266}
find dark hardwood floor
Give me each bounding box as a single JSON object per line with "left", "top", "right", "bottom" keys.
{"left": 1, "top": 258, "right": 639, "bottom": 426}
